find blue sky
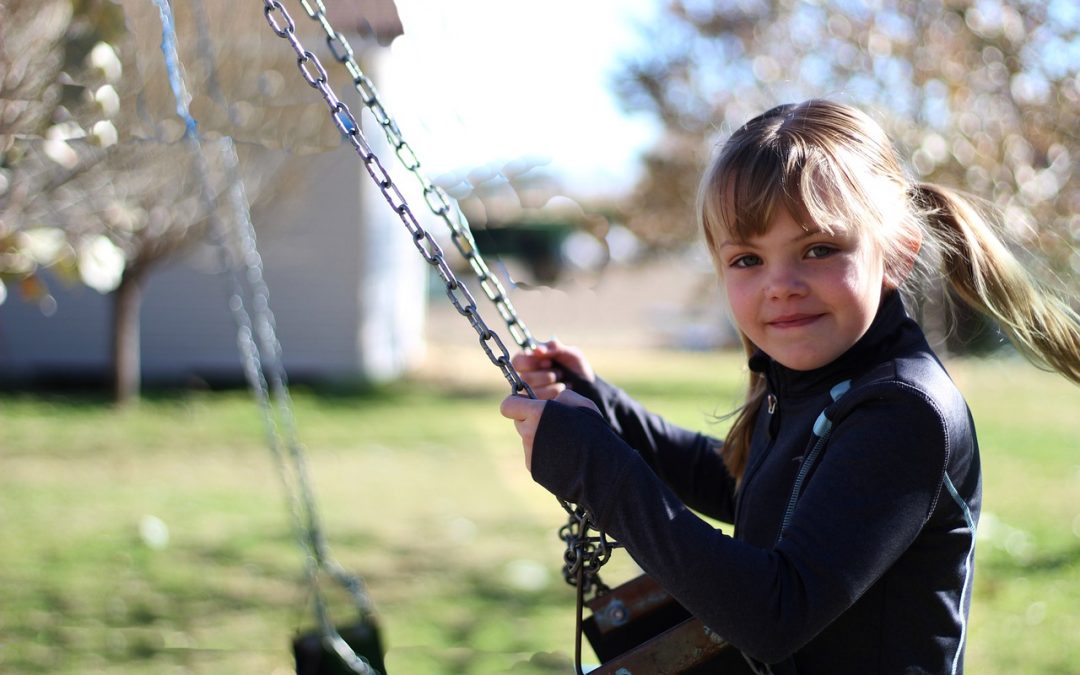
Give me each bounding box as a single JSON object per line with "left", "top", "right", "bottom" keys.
{"left": 384, "top": 1, "right": 663, "bottom": 198}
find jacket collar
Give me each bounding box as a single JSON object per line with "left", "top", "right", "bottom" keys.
{"left": 748, "top": 291, "right": 919, "bottom": 398}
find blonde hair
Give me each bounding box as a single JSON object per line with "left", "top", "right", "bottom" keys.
{"left": 699, "top": 99, "right": 1080, "bottom": 481}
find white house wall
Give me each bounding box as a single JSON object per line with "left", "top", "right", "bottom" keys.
{"left": 0, "top": 281, "right": 111, "bottom": 385}
{"left": 139, "top": 143, "right": 371, "bottom": 385}
{"left": 0, "top": 138, "right": 427, "bottom": 387}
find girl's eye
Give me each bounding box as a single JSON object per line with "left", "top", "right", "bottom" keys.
{"left": 730, "top": 254, "right": 762, "bottom": 269}
{"left": 806, "top": 244, "right": 837, "bottom": 259}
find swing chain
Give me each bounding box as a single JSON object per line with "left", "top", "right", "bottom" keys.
{"left": 278, "top": 0, "right": 625, "bottom": 595}
{"left": 260, "top": 7, "right": 616, "bottom": 662}
{"left": 157, "top": 4, "right": 384, "bottom": 671}
{"left": 559, "top": 504, "right": 618, "bottom": 596}
{"left": 262, "top": 0, "right": 532, "bottom": 398}
{"left": 293, "top": 0, "right": 536, "bottom": 352}
{"left": 222, "top": 142, "right": 380, "bottom": 673}
{"left": 281, "top": 2, "right": 620, "bottom": 594}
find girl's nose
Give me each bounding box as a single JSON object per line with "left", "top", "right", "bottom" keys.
{"left": 764, "top": 264, "right": 808, "bottom": 300}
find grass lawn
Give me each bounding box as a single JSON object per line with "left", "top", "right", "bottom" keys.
{"left": 1, "top": 347, "right": 1077, "bottom": 673}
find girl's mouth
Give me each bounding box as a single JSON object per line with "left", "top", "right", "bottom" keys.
{"left": 767, "top": 313, "right": 823, "bottom": 329}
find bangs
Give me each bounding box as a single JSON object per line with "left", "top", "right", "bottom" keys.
{"left": 700, "top": 142, "right": 855, "bottom": 251}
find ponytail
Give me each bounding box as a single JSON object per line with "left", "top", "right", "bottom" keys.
{"left": 912, "top": 183, "right": 1080, "bottom": 385}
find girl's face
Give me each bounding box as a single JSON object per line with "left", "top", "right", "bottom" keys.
{"left": 718, "top": 206, "right": 886, "bottom": 371}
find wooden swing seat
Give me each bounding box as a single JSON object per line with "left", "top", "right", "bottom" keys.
{"left": 584, "top": 574, "right": 751, "bottom": 674}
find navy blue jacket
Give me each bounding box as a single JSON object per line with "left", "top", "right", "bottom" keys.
{"left": 532, "top": 292, "right": 981, "bottom": 673}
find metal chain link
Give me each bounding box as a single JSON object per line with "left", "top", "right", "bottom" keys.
{"left": 154, "top": 2, "right": 378, "bottom": 672}
{"left": 559, "top": 503, "right": 617, "bottom": 596}
{"left": 219, "top": 138, "right": 379, "bottom": 674}
{"left": 294, "top": 0, "right": 537, "bottom": 351}
{"left": 220, "top": 136, "right": 376, "bottom": 612}
{"left": 262, "top": 0, "right": 533, "bottom": 399}
{"left": 257, "top": 6, "right": 619, "bottom": 672}
{"left": 281, "top": 0, "right": 622, "bottom": 591}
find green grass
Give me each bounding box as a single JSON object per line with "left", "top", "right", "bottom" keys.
{"left": 0, "top": 349, "right": 1077, "bottom": 673}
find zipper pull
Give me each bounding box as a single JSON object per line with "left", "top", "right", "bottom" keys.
{"left": 767, "top": 393, "right": 780, "bottom": 438}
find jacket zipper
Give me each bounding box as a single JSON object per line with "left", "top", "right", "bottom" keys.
{"left": 735, "top": 392, "right": 780, "bottom": 529}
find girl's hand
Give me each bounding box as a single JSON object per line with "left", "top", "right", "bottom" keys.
{"left": 511, "top": 339, "right": 595, "bottom": 400}
{"left": 500, "top": 389, "right": 601, "bottom": 471}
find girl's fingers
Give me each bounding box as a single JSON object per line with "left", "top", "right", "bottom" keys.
{"left": 510, "top": 351, "right": 532, "bottom": 371}
{"left": 538, "top": 339, "right": 595, "bottom": 383}
{"left": 520, "top": 366, "right": 565, "bottom": 400}
{"left": 501, "top": 394, "right": 547, "bottom": 471}
{"left": 531, "top": 382, "right": 566, "bottom": 400}
{"left": 511, "top": 350, "right": 551, "bottom": 373}
{"left": 523, "top": 370, "right": 559, "bottom": 387}
{"left": 499, "top": 394, "right": 545, "bottom": 420}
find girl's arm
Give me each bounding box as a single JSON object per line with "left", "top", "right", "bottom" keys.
{"left": 510, "top": 340, "right": 734, "bottom": 521}
{"left": 527, "top": 386, "right": 961, "bottom": 663}
{"left": 576, "top": 374, "right": 735, "bottom": 522}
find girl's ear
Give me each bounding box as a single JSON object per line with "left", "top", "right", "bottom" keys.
{"left": 884, "top": 227, "right": 923, "bottom": 289}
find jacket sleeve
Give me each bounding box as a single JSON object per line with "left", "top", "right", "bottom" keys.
{"left": 531, "top": 385, "right": 951, "bottom": 664}
{"left": 566, "top": 374, "right": 735, "bottom": 522}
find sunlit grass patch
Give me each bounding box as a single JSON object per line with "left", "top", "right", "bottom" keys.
{"left": 0, "top": 350, "right": 1076, "bottom": 673}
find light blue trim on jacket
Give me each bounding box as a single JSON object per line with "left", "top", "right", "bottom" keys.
{"left": 943, "top": 473, "right": 976, "bottom": 675}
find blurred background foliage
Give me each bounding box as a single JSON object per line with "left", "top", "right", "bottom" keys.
{"left": 0, "top": 0, "right": 332, "bottom": 401}
{"left": 2, "top": 0, "right": 1077, "bottom": 369}
{"left": 590, "top": 0, "right": 1078, "bottom": 358}
{"left": 613, "top": 0, "right": 1078, "bottom": 280}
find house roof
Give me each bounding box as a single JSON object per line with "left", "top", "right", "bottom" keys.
{"left": 326, "top": 0, "right": 404, "bottom": 46}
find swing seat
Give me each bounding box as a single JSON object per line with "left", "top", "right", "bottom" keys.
{"left": 583, "top": 573, "right": 691, "bottom": 661}
{"left": 584, "top": 574, "right": 748, "bottom": 674}
{"left": 293, "top": 616, "right": 387, "bottom": 675}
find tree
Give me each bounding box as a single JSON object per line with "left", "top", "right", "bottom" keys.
{"left": 1, "top": 0, "right": 338, "bottom": 402}
{"left": 612, "top": 0, "right": 1078, "bottom": 349}
{"left": 1, "top": 0, "right": 125, "bottom": 308}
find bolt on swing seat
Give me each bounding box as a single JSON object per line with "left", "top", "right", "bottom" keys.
{"left": 582, "top": 574, "right": 750, "bottom": 674}
{"left": 584, "top": 573, "right": 692, "bottom": 662}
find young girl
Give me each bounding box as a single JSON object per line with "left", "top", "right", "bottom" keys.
{"left": 499, "top": 100, "right": 1080, "bottom": 674}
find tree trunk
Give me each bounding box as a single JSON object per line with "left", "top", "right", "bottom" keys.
{"left": 112, "top": 269, "right": 145, "bottom": 405}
